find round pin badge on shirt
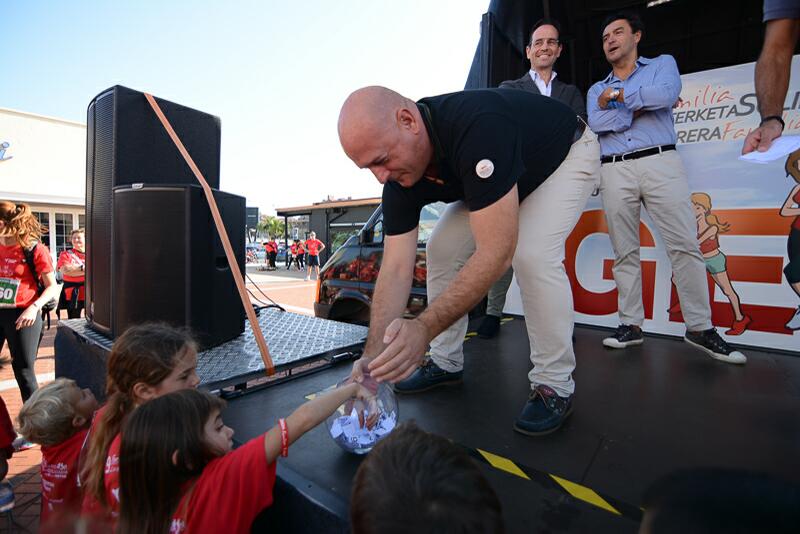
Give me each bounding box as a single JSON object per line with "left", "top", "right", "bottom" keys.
{"left": 475, "top": 159, "right": 494, "bottom": 179}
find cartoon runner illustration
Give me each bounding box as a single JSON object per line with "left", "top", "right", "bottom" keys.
{"left": 691, "top": 192, "right": 751, "bottom": 335}
{"left": 781, "top": 150, "right": 800, "bottom": 331}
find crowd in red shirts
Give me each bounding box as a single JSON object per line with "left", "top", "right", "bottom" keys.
{"left": 261, "top": 234, "right": 325, "bottom": 281}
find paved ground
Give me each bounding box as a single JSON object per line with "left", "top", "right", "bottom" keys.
{"left": 0, "top": 264, "right": 319, "bottom": 532}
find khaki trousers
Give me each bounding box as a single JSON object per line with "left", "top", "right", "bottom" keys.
{"left": 599, "top": 149, "right": 712, "bottom": 331}
{"left": 425, "top": 127, "right": 600, "bottom": 396}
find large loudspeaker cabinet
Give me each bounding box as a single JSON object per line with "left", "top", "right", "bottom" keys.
{"left": 85, "top": 85, "right": 223, "bottom": 339}
{"left": 112, "top": 184, "right": 245, "bottom": 348}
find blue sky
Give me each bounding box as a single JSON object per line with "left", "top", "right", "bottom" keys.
{"left": 1, "top": 0, "right": 488, "bottom": 212}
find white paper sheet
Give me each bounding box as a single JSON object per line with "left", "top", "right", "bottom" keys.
{"left": 739, "top": 135, "right": 800, "bottom": 164}
{"left": 329, "top": 409, "right": 397, "bottom": 451}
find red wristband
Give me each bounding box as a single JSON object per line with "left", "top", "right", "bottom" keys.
{"left": 278, "top": 418, "right": 289, "bottom": 457}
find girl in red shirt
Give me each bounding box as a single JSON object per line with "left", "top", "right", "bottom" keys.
{"left": 782, "top": 151, "right": 800, "bottom": 330}
{"left": 119, "top": 384, "right": 376, "bottom": 534}
{"left": 0, "top": 396, "right": 15, "bottom": 506}
{"left": 691, "top": 193, "right": 750, "bottom": 336}
{"left": 297, "top": 239, "right": 306, "bottom": 270}
{"left": 80, "top": 323, "right": 200, "bottom": 528}
{"left": 288, "top": 241, "right": 298, "bottom": 270}
{"left": 57, "top": 228, "right": 86, "bottom": 319}
{"left": 0, "top": 201, "right": 62, "bottom": 401}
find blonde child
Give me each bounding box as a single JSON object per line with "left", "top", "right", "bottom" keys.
{"left": 17, "top": 378, "right": 99, "bottom": 527}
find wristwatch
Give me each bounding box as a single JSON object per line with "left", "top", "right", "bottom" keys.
{"left": 609, "top": 89, "right": 620, "bottom": 101}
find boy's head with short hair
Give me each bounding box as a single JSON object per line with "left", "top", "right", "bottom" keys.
{"left": 350, "top": 421, "right": 504, "bottom": 534}
{"left": 17, "top": 378, "right": 98, "bottom": 446}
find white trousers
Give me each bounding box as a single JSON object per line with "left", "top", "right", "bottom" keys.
{"left": 425, "top": 127, "right": 600, "bottom": 396}
{"left": 599, "top": 150, "right": 712, "bottom": 331}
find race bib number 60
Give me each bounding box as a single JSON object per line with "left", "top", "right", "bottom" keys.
{"left": 0, "top": 278, "right": 20, "bottom": 308}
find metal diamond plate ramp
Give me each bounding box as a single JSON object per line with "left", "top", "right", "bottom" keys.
{"left": 60, "top": 308, "right": 368, "bottom": 390}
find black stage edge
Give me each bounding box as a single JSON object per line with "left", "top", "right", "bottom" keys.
{"left": 54, "top": 309, "right": 368, "bottom": 399}
{"left": 229, "top": 318, "right": 800, "bottom": 534}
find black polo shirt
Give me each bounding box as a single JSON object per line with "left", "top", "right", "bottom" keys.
{"left": 382, "top": 88, "right": 577, "bottom": 236}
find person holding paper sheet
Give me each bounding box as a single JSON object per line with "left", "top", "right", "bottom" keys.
{"left": 742, "top": 0, "right": 800, "bottom": 155}
{"left": 587, "top": 11, "right": 747, "bottom": 364}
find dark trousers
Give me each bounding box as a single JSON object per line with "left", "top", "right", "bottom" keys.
{"left": 61, "top": 282, "right": 84, "bottom": 319}
{"left": 786, "top": 227, "right": 800, "bottom": 284}
{"left": 67, "top": 301, "right": 84, "bottom": 319}
{"left": 268, "top": 251, "right": 277, "bottom": 269}
{"left": 0, "top": 308, "right": 43, "bottom": 401}
{"left": 298, "top": 253, "right": 306, "bottom": 269}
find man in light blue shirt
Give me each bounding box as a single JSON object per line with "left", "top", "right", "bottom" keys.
{"left": 587, "top": 11, "right": 746, "bottom": 364}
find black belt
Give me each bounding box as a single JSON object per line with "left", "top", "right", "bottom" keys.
{"left": 601, "top": 144, "right": 675, "bottom": 164}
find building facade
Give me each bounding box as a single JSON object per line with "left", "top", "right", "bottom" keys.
{"left": 0, "top": 108, "right": 86, "bottom": 259}
{"left": 277, "top": 197, "right": 381, "bottom": 266}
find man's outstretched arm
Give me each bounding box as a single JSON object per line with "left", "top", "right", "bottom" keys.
{"left": 351, "top": 228, "right": 418, "bottom": 381}
{"left": 368, "top": 187, "right": 519, "bottom": 382}
{"left": 742, "top": 18, "right": 800, "bottom": 154}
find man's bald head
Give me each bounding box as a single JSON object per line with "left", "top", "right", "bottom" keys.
{"left": 338, "top": 86, "right": 432, "bottom": 188}
{"left": 338, "top": 86, "right": 413, "bottom": 144}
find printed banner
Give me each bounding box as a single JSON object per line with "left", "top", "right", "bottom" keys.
{"left": 505, "top": 57, "right": 800, "bottom": 353}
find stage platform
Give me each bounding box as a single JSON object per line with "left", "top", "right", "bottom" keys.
{"left": 54, "top": 308, "right": 368, "bottom": 399}
{"left": 231, "top": 318, "right": 800, "bottom": 533}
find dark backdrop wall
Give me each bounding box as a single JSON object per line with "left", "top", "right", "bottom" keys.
{"left": 466, "top": 0, "right": 772, "bottom": 93}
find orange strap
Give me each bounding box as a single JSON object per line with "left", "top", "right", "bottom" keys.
{"left": 144, "top": 93, "right": 275, "bottom": 376}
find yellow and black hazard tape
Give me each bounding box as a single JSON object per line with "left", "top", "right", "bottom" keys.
{"left": 462, "top": 445, "right": 642, "bottom": 522}
{"left": 305, "top": 392, "right": 642, "bottom": 520}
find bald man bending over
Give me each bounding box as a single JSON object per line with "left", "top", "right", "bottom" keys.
{"left": 339, "top": 86, "right": 600, "bottom": 435}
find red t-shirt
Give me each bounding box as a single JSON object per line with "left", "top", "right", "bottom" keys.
{"left": 698, "top": 233, "right": 720, "bottom": 254}
{"left": 79, "top": 406, "right": 113, "bottom": 524}
{"left": 0, "top": 242, "right": 53, "bottom": 308}
{"left": 306, "top": 239, "right": 322, "bottom": 256}
{"left": 40, "top": 428, "right": 89, "bottom": 526}
{"left": 57, "top": 248, "right": 86, "bottom": 300}
{"left": 104, "top": 434, "right": 122, "bottom": 520}
{"left": 78, "top": 434, "right": 119, "bottom": 531}
{"left": 297, "top": 242, "right": 305, "bottom": 253}
{"left": 290, "top": 244, "right": 298, "bottom": 254}
{"left": 169, "top": 436, "right": 276, "bottom": 534}
{"left": 0, "top": 397, "right": 14, "bottom": 458}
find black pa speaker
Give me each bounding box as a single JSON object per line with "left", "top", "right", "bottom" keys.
{"left": 111, "top": 184, "right": 245, "bottom": 348}
{"left": 85, "top": 85, "right": 221, "bottom": 335}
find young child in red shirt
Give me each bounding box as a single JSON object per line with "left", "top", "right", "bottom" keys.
{"left": 80, "top": 323, "right": 200, "bottom": 528}
{"left": 119, "top": 384, "right": 377, "bottom": 534}
{"left": 0, "top": 396, "right": 15, "bottom": 511}
{"left": 296, "top": 239, "right": 306, "bottom": 270}
{"left": 16, "top": 378, "right": 99, "bottom": 527}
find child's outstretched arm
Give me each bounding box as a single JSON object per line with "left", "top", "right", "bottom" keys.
{"left": 262, "top": 382, "right": 375, "bottom": 463}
